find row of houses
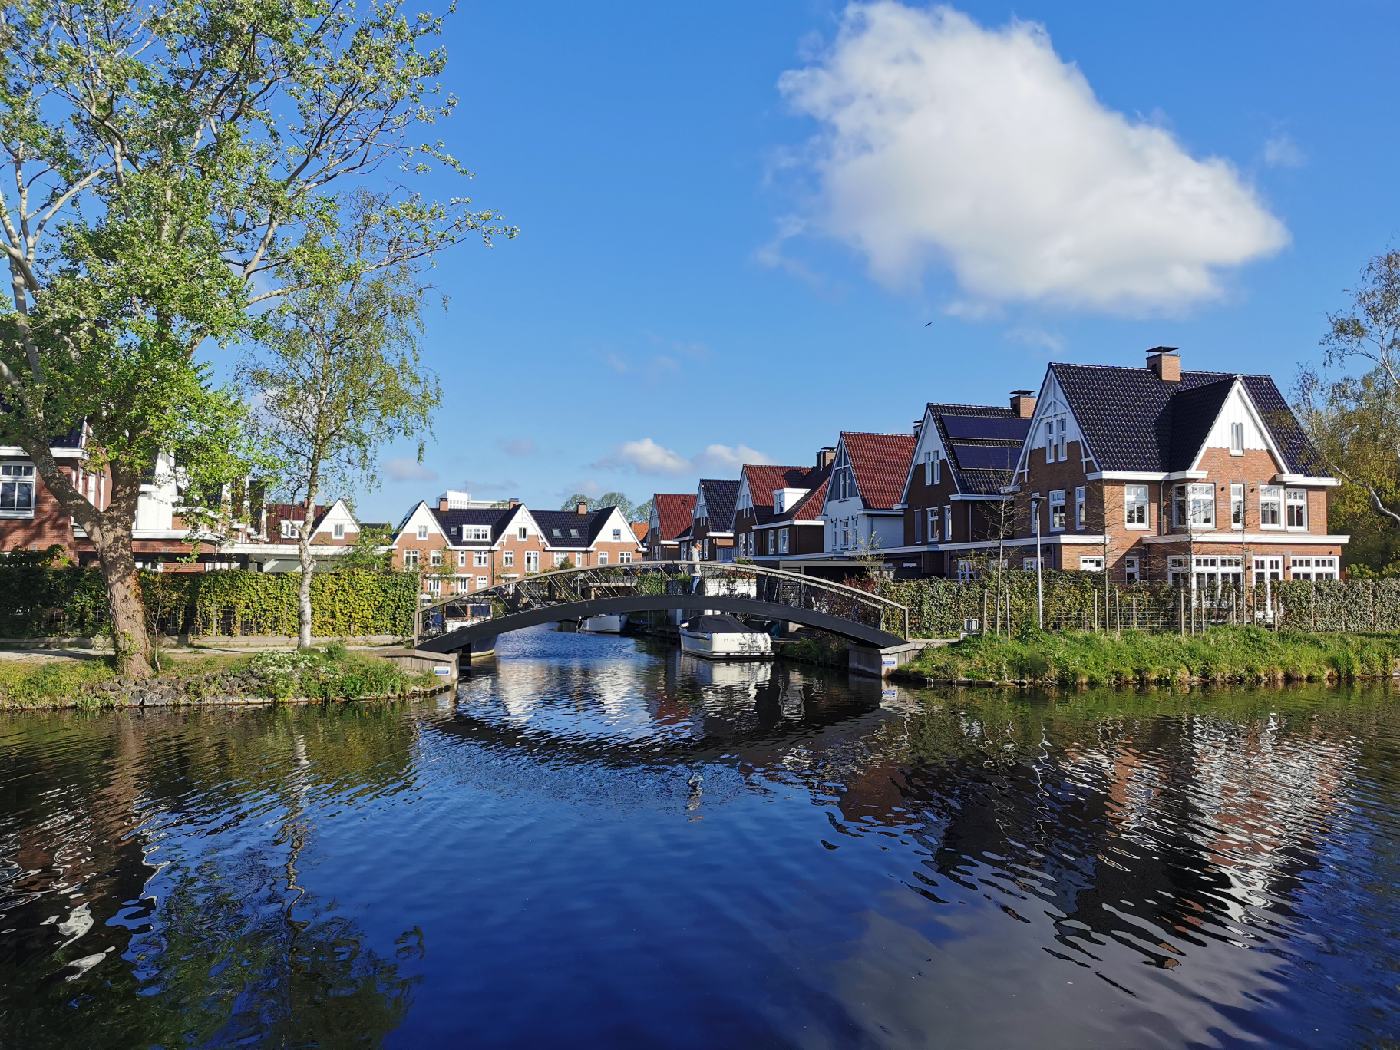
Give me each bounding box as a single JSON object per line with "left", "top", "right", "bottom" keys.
{"left": 644, "top": 348, "right": 1348, "bottom": 586}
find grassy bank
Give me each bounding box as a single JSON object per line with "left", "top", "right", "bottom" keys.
{"left": 895, "top": 627, "right": 1400, "bottom": 687}
{"left": 0, "top": 645, "right": 436, "bottom": 710}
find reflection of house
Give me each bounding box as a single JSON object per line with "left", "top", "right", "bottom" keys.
{"left": 390, "top": 492, "right": 642, "bottom": 600}
{"left": 733, "top": 453, "right": 833, "bottom": 567}
{"left": 888, "top": 396, "right": 1034, "bottom": 580}
{"left": 1006, "top": 349, "right": 1346, "bottom": 583}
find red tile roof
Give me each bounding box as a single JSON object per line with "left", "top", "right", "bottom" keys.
{"left": 741, "top": 464, "right": 821, "bottom": 510}
{"left": 785, "top": 475, "right": 829, "bottom": 520}
{"left": 630, "top": 521, "right": 649, "bottom": 543}
{"left": 652, "top": 493, "right": 697, "bottom": 541}
{"left": 842, "top": 432, "right": 917, "bottom": 510}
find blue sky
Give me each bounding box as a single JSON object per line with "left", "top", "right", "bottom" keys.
{"left": 354, "top": 0, "right": 1400, "bottom": 521}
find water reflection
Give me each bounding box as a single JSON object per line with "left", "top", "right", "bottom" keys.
{"left": 1, "top": 628, "right": 1395, "bottom": 1047}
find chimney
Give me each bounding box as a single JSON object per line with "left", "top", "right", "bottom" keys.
{"left": 1147, "top": 346, "right": 1181, "bottom": 383}
{"left": 508, "top": 497, "right": 521, "bottom": 509}
{"left": 912, "top": 418, "right": 923, "bottom": 437}
{"left": 575, "top": 500, "right": 588, "bottom": 515}
{"left": 1010, "top": 390, "right": 1036, "bottom": 418}
{"left": 438, "top": 495, "right": 450, "bottom": 512}
{"left": 817, "top": 446, "right": 837, "bottom": 471}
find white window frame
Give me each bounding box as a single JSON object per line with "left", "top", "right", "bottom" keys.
{"left": 1230, "top": 420, "right": 1245, "bottom": 455}
{"left": 1078, "top": 556, "right": 1104, "bottom": 572}
{"left": 1055, "top": 418, "right": 1067, "bottom": 462}
{"left": 458, "top": 551, "right": 467, "bottom": 568}
{"left": 619, "top": 552, "right": 633, "bottom": 564}
{"left": 1173, "top": 483, "right": 1215, "bottom": 530}
{"left": 943, "top": 506, "right": 952, "bottom": 542}
{"left": 426, "top": 576, "right": 441, "bottom": 596}
{"left": 332, "top": 522, "right": 345, "bottom": 539}
{"left": 925, "top": 508, "right": 938, "bottom": 543}
{"left": 1123, "top": 484, "right": 1149, "bottom": 529}
{"left": 0, "top": 462, "right": 37, "bottom": 518}
{"left": 1074, "top": 486, "right": 1086, "bottom": 530}
{"left": 933, "top": 454, "right": 941, "bottom": 486}
{"left": 1253, "top": 555, "right": 1283, "bottom": 582}
{"left": 474, "top": 551, "right": 489, "bottom": 568}
{"left": 1022, "top": 557, "right": 1039, "bottom": 570}
{"left": 1285, "top": 488, "right": 1308, "bottom": 531}
{"left": 502, "top": 551, "right": 514, "bottom": 568}
{"left": 280, "top": 519, "right": 301, "bottom": 540}
{"left": 1230, "top": 483, "right": 1245, "bottom": 530}
{"left": 1167, "top": 555, "right": 1188, "bottom": 586}
{"left": 553, "top": 552, "right": 566, "bottom": 567}
{"left": 598, "top": 552, "right": 608, "bottom": 566}
{"left": 476, "top": 575, "right": 488, "bottom": 589}
{"left": 429, "top": 550, "right": 443, "bottom": 567}
{"left": 402, "top": 549, "right": 420, "bottom": 570}
{"left": 1289, "top": 556, "right": 1338, "bottom": 580}
{"left": 1259, "top": 485, "right": 1283, "bottom": 529}
{"left": 525, "top": 551, "right": 540, "bottom": 572}
{"left": 778, "top": 528, "right": 789, "bottom": 554}
{"left": 416, "top": 524, "right": 429, "bottom": 540}
{"left": 1124, "top": 555, "right": 1140, "bottom": 583}
{"left": 1044, "top": 420, "right": 1054, "bottom": 464}
{"left": 956, "top": 559, "right": 977, "bottom": 582}
{"left": 1048, "top": 490, "right": 1066, "bottom": 532}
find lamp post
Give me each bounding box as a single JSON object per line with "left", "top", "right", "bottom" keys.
{"left": 1031, "top": 493, "right": 1044, "bottom": 629}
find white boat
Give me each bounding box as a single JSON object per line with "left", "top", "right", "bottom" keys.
{"left": 580, "top": 613, "right": 625, "bottom": 634}
{"left": 679, "top": 614, "right": 772, "bottom": 660}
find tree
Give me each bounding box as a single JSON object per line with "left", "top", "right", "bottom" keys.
{"left": 560, "top": 491, "right": 636, "bottom": 518}
{"left": 1298, "top": 249, "right": 1400, "bottom": 536}
{"left": 248, "top": 216, "right": 440, "bottom": 648}
{"left": 0, "top": 1, "right": 510, "bottom": 675}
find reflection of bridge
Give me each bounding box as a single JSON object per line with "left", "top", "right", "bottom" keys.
{"left": 416, "top": 561, "right": 910, "bottom": 654}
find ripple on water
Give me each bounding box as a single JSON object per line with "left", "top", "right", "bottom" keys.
{"left": 0, "top": 626, "right": 1396, "bottom": 1048}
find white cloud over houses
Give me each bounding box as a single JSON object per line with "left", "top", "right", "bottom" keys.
{"left": 593, "top": 438, "right": 772, "bottom": 476}
{"left": 777, "top": 3, "right": 1288, "bottom": 313}
{"left": 384, "top": 457, "right": 438, "bottom": 482}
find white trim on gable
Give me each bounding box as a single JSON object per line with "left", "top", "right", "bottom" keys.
{"left": 394, "top": 501, "right": 445, "bottom": 544}
{"left": 1188, "top": 378, "right": 1287, "bottom": 473}
{"left": 312, "top": 498, "right": 359, "bottom": 539}
{"left": 898, "top": 405, "right": 957, "bottom": 504}
{"left": 1012, "top": 367, "right": 1096, "bottom": 481}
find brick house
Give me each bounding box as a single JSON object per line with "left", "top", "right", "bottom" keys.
{"left": 732, "top": 453, "right": 833, "bottom": 566}
{"left": 226, "top": 498, "right": 366, "bottom": 572}
{"left": 390, "top": 493, "right": 642, "bottom": 600}
{"left": 0, "top": 430, "right": 250, "bottom": 571}
{"left": 1005, "top": 348, "right": 1346, "bottom": 585}
{"left": 890, "top": 396, "right": 1034, "bottom": 579}
{"left": 645, "top": 493, "right": 696, "bottom": 561}
{"left": 805, "top": 431, "right": 917, "bottom": 568}
{"left": 689, "top": 479, "right": 740, "bottom": 562}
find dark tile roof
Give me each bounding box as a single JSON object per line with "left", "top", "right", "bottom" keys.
{"left": 651, "top": 493, "right": 697, "bottom": 541}
{"left": 430, "top": 505, "right": 517, "bottom": 545}
{"left": 697, "top": 479, "right": 740, "bottom": 532}
{"left": 1049, "top": 364, "right": 1319, "bottom": 474}
{"left": 926, "top": 404, "right": 1031, "bottom": 496}
{"left": 842, "top": 432, "right": 917, "bottom": 510}
{"left": 532, "top": 508, "right": 620, "bottom": 548}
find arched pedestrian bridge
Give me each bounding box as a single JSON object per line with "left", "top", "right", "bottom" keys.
{"left": 415, "top": 561, "right": 910, "bottom": 654}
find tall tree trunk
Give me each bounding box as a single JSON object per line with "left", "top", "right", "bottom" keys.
{"left": 297, "top": 476, "right": 320, "bottom": 650}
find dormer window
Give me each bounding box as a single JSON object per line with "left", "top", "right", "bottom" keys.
{"left": 281, "top": 520, "right": 301, "bottom": 539}
{"left": 1230, "top": 421, "right": 1244, "bottom": 455}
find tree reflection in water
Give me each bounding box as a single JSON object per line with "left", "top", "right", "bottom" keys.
{"left": 0, "top": 705, "right": 420, "bottom": 1049}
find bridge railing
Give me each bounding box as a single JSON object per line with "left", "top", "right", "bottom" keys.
{"left": 414, "top": 560, "right": 909, "bottom": 643}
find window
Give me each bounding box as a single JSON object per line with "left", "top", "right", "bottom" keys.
{"left": 502, "top": 551, "right": 514, "bottom": 568}
{"left": 956, "top": 559, "right": 977, "bottom": 582}
{"left": 476, "top": 575, "right": 488, "bottom": 589}
{"left": 280, "top": 520, "right": 301, "bottom": 539}
{"left": 514, "top": 526, "right": 525, "bottom": 541}
{"left": 1079, "top": 556, "right": 1104, "bottom": 572}
{"left": 1172, "top": 483, "right": 1215, "bottom": 529}
{"left": 619, "top": 552, "right": 633, "bottom": 564}
{"left": 454, "top": 575, "right": 469, "bottom": 593}
{"left": 429, "top": 550, "right": 443, "bottom": 567}
{"left": 333, "top": 522, "right": 345, "bottom": 539}
{"left": 1049, "top": 490, "right": 1066, "bottom": 532}
{"left": 1230, "top": 420, "right": 1245, "bottom": 455}
{"left": 598, "top": 552, "right": 608, "bottom": 566}
{"left": 457, "top": 551, "right": 467, "bottom": 568}
{"left": 553, "top": 552, "right": 566, "bottom": 567}
{"left": 464, "top": 525, "right": 490, "bottom": 541}
{"left": 402, "top": 549, "right": 419, "bottom": 570}
{"left": 1124, "top": 485, "right": 1149, "bottom": 528}
{"left": 1286, "top": 489, "right": 1308, "bottom": 530}
{"left": 767, "top": 531, "right": 776, "bottom": 555}
{"left": 426, "top": 576, "right": 441, "bottom": 596}
{"left": 416, "top": 524, "right": 428, "bottom": 540}
{"left": 525, "top": 551, "right": 539, "bottom": 572}
{"left": 1253, "top": 556, "right": 1283, "bottom": 582}
{"left": 944, "top": 506, "right": 952, "bottom": 542}
{"left": 1022, "top": 557, "right": 1039, "bottom": 570}
{"left": 1074, "top": 486, "right": 1086, "bottom": 530}
{"left": 926, "top": 508, "right": 939, "bottom": 542}
{"left": 914, "top": 512, "right": 922, "bottom": 543}
{"left": 779, "top": 528, "right": 789, "bottom": 554}
{"left": 933, "top": 455, "right": 941, "bottom": 486}
{"left": 1194, "top": 555, "right": 1244, "bottom": 592}
{"left": 1055, "top": 418, "right": 1067, "bottom": 462}
{"left": 1167, "top": 555, "right": 1188, "bottom": 586}
{"left": 611, "top": 528, "right": 622, "bottom": 540}
{"left": 1260, "top": 485, "right": 1283, "bottom": 528}
{"left": 1290, "top": 556, "right": 1338, "bottom": 580}
{"left": 474, "top": 551, "right": 489, "bottom": 567}
{"left": 1124, "top": 555, "right": 1140, "bottom": 583}
{"left": 1231, "top": 483, "right": 1245, "bottom": 529}
{"left": 1044, "top": 420, "right": 1054, "bottom": 464}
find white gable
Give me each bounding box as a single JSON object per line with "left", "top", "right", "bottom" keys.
{"left": 313, "top": 499, "right": 359, "bottom": 538}
{"left": 396, "top": 501, "right": 443, "bottom": 542}
{"left": 1196, "top": 381, "right": 1282, "bottom": 467}
{"left": 900, "top": 406, "right": 950, "bottom": 502}
{"left": 735, "top": 475, "right": 753, "bottom": 515}
{"left": 595, "top": 506, "right": 640, "bottom": 548}
{"left": 1015, "top": 368, "right": 1089, "bottom": 476}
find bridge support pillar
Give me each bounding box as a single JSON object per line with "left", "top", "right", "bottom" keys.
{"left": 849, "top": 640, "right": 952, "bottom": 679}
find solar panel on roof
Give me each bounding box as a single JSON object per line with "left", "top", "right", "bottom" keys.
{"left": 951, "top": 443, "right": 1019, "bottom": 470}
{"left": 942, "top": 415, "right": 1031, "bottom": 442}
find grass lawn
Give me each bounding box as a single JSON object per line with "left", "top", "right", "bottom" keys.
{"left": 899, "top": 626, "right": 1400, "bottom": 687}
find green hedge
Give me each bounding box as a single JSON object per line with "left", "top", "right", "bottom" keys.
{"left": 0, "top": 568, "right": 418, "bottom": 639}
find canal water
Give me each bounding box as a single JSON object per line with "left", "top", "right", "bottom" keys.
{"left": 1, "top": 627, "right": 1396, "bottom": 1048}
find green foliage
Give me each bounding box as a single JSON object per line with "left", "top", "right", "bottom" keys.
{"left": 0, "top": 568, "right": 417, "bottom": 639}
{"left": 559, "top": 492, "right": 638, "bottom": 518}
{"left": 0, "top": 658, "right": 118, "bottom": 706}
{"left": 901, "top": 627, "right": 1400, "bottom": 686}
{"left": 242, "top": 647, "right": 428, "bottom": 701}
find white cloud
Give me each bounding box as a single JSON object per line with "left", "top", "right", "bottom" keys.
{"left": 1262, "top": 133, "right": 1305, "bottom": 169}
{"left": 384, "top": 457, "right": 437, "bottom": 482}
{"left": 1006, "top": 326, "right": 1064, "bottom": 354}
{"left": 777, "top": 3, "right": 1288, "bottom": 313}
{"left": 593, "top": 438, "right": 772, "bottom": 476}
